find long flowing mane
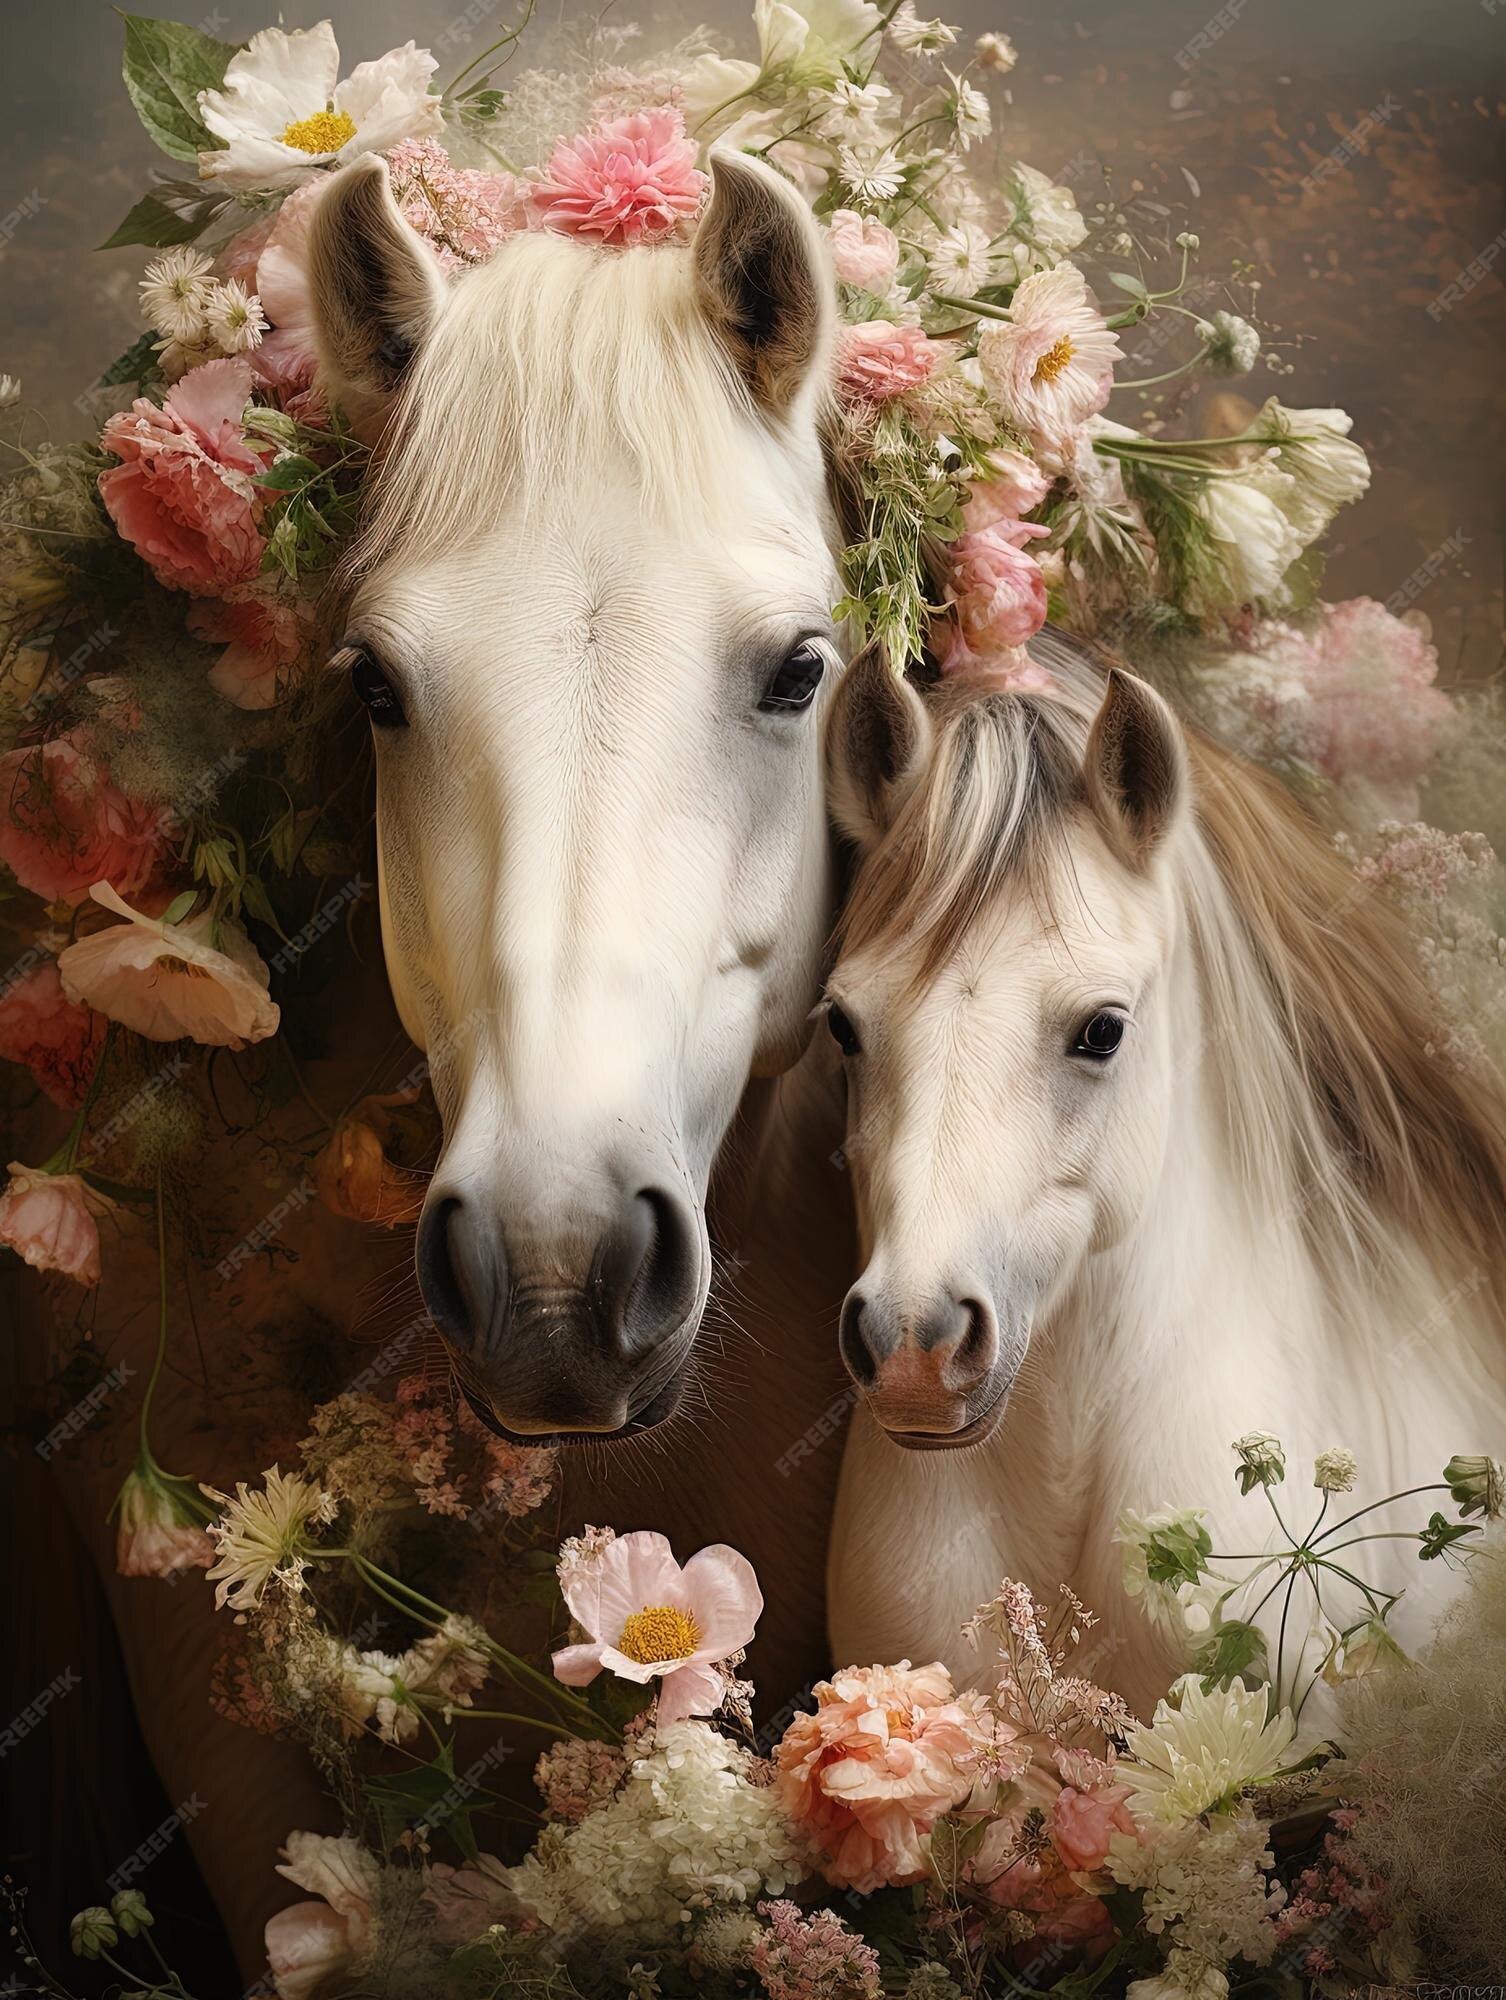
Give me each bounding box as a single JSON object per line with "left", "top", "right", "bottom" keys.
{"left": 840, "top": 630, "right": 1506, "bottom": 1295}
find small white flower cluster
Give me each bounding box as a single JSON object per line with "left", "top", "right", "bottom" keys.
{"left": 503, "top": 1721, "right": 801, "bottom": 1931}
{"left": 139, "top": 247, "right": 268, "bottom": 379}
{"left": 1112, "top": 1805, "right": 1287, "bottom": 1992}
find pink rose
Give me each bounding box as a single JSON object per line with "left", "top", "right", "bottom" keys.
{"left": 0, "top": 734, "right": 173, "bottom": 906}
{"left": 937, "top": 523, "right": 1049, "bottom": 672}
{"left": 530, "top": 108, "right": 708, "bottom": 246}
{"left": 827, "top": 210, "right": 900, "bottom": 291}
{"left": 0, "top": 1162, "right": 116, "bottom": 1287}
{"left": 0, "top": 960, "right": 106, "bottom": 1107}
{"left": 838, "top": 321, "right": 942, "bottom": 402}
{"left": 962, "top": 447, "right": 1052, "bottom": 533}
{"left": 188, "top": 575, "right": 314, "bottom": 710}
{"left": 1052, "top": 1781, "right": 1138, "bottom": 1874}
{"left": 99, "top": 358, "right": 270, "bottom": 595}
{"left": 774, "top": 1660, "right": 995, "bottom": 1894}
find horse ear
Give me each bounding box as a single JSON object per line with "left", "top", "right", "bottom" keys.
{"left": 826, "top": 650, "right": 933, "bottom": 850}
{"left": 1083, "top": 668, "right": 1189, "bottom": 866}
{"left": 694, "top": 150, "right": 834, "bottom": 418}
{"left": 306, "top": 155, "right": 448, "bottom": 419}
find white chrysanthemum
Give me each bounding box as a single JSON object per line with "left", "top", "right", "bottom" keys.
{"left": 202, "top": 1464, "right": 337, "bottom": 1614}
{"left": 503, "top": 1721, "right": 801, "bottom": 1931}
{"left": 1111, "top": 1804, "right": 1286, "bottom": 1973}
{"left": 888, "top": 3, "right": 959, "bottom": 51}
{"left": 928, "top": 220, "right": 994, "bottom": 294}
{"left": 1188, "top": 466, "right": 1306, "bottom": 613}
{"left": 0, "top": 375, "right": 20, "bottom": 409}
{"left": 1012, "top": 161, "right": 1088, "bottom": 255}
{"left": 205, "top": 278, "right": 268, "bottom": 355}
{"left": 840, "top": 146, "right": 906, "bottom": 202}
{"left": 1313, "top": 1446, "right": 1358, "bottom": 1493}
{"left": 139, "top": 247, "right": 215, "bottom": 341}
{"left": 1117, "top": 1677, "right": 1298, "bottom": 1828}
{"left": 1253, "top": 399, "right": 1371, "bottom": 542}
{"left": 1196, "top": 309, "right": 1261, "bottom": 377}
{"left": 974, "top": 30, "right": 1018, "bottom": 71}
{"left": 977, "top": 263, "right": 1121, "bottom": 449}
{"left": 197, "top": 21, "right": 442, "bottom": 191}
{"left": 945, "top": 69, "right": 991, "bottom": 148}
{"left": 816, "top": 76, "right": 892, "bottom": 139}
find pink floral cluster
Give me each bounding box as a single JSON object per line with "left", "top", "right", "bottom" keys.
{"left": 385, "top": 137, "right": 528, "bottom": 270}
{"left": 391, "top": 1374, "right": 556, "bottom": 1520}
{"left": 529, "top": 107, "right": 708, "bottom": 246}
{"left": 533, "top": 1735, "right": 628, "bottom": 1824}
{"left": 936, "top": 451, "right": 1056, "bottom": 677}
{"left": 749, "top": 1899, "right": 883, "bottom": 2000}
{"left": 1273, "top": 1805, "right": 1390, "bottom": 1976}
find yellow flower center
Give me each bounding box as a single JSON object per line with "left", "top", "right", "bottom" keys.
{"left": 1033, "top": 334, "right": 1075, "bottom": 384}
{"left": 281, "top": 108, "right": 357, "bottom": 155}
{"left": 617, "top": 1605, "right": 700, "bottom": 1664}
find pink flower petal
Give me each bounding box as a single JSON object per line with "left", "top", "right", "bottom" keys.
{"left": 655, "top": 1659, "right": 727, "bottom": 1724}
{"left": 679, "top": 1543, "right": 763, "bottom": 1657}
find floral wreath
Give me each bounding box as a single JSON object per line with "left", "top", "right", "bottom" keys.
{"left": 3, "top": 4, "right": 1505, "bottom": 1996}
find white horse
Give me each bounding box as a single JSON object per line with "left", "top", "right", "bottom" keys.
{"left": 304, "top": 150, "right": 847, "bottom": 1445}
{"left": 819, "top": 636, "right": 1506, "bottom": 1716}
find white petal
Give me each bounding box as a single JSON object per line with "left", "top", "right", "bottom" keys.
{"left": 203, "top": 22, "right": 341, "bottom": 135}
{"left": 333, "top": 42, "right": 438, "bottom": 127}
{"left": 198, "top": 133, "right": 330, "bottom": 192}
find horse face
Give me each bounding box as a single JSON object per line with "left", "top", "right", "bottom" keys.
{"left": 309, "top": 154, "right": 840, "bottom": 1442}
{"left": 825, "top": 662, "right": 1190, "bottom": 1449}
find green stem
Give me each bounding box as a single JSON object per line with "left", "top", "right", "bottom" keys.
{"left": 1111, "top": 353, "right": 1206, "bottom": 391}
{"left": 139, "top": 1169, "right": 169, "bottom": 1457}
{"left": 927, "top": 289, "right": 1015, "bottom": 324}
{"left": 1311, "top": 1484, "right": 1449, "bottom": 1547}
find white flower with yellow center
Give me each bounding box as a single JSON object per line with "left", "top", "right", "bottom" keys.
{"left": 206, "top": 279, "right": 268, "bottom": 355}
{"left": 1117, "top": 1676, "right": 1298, "bottom": 1828}
{"left": 928, "top": 220, "right": 995, "bottom": 295}
{"left": 197, "top": 22, "right": 442, "bottom": 192}
{"left": 139, "top": 247, "right": 215, "bottom": 342}
{"left": 202, "top": 1464, "right": 338, "bottom": 1615}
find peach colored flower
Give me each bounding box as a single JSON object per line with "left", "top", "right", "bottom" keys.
{"left": 552, "top": 1528, "right": 761, "bottom": 1724}
{"left": 962, "top": 446, "right": 1052, "bottom": 533}
{"left": 188, "top": 574, "right": 314, "bottom": 709}
{"left": 937, "top": 523, "right": 1050, "bottom": 673}
{"left": 827, "top": 209, "right": 900, "bottom": 290}
{"left": 99, "top": 358, "right": 270, "bottom": 595}
{"left": 0, "top": 1162, "right": 116, "bottom": 1286}
{"left": 0, "top": 960, "right": 106, "bottom": 1107}
{"left": 530, "top": 108, "right": 708, "bottom": 245}
{"left": 58, "top": 881, "right": 279, "bottom": 1049}
{"left": 773, "top": 1660, "right": 995, "bottom": 1893}
{"left": 0, "top": 735, "right": 173, "bottom": 906}
{"left": 1052, "top": 1780, "right": 1138, "bottom": 1873}
{"left": 113, "top": 1464, "right": 216, "bottom": 1579}
{"left": 267, "top": 1833, "right": 379, "bottom": 2000}
{"left": 314, "top": 1096, "right": 427, "bottom": 1225}
{"left": 976, "top": 264, "right": 1120, "bottom": 453}
{"left": 838, "top": 320, "right": 942, "bottom": 401}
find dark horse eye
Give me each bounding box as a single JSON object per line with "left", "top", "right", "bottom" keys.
{"left": 1072, "top": 1010, "right": 1126, "bottom": 1060}
{"left": 760, "top": 640, "right": 826, "bottom": 714}
{"left": 826, "top": 1002, "right": 862, "bottom": 1058}
{"left": 349, "top": 649, "right": 407, "bottom": 728}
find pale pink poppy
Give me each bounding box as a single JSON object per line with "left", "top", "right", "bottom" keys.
{"left": 267, "top": 1833, "right": 379, "bottom": 2000}
{"left": 0, "top": 1162, "right": 116, "bottom": 1287}
{"left": 188, "top": 575, "right": 314, "bottom": 709}
{"left": 551, "top": 1528, "right": 761, "bottom": 1723}
{"left": 99, "top": 358, "right": 270, "bottom": 595}
{"left": 827, "top": 209, "right": 900, "bottom": 290}
{"left": 838, "top": 320, "right": 942, "bottom": 402}
{"left": 57, "top": 881, "right": 280, "bottom": 1049}
{"left": 0, "top": 960, "right": 106, "bottom": 1107}
{"left": 937, "top": 523, "right": 1050, "bottom": 672}
{"left": 0, "top": 734, "right": 173, "bottom": 906}
{"left": 250, "top": 178, "right": 326, "bottom": 396}
{"left": 530, "top": 109, "right": 709, "bottom": 245}
{"left": 962, "top": 446, "right": 1052, "bottom": 533}
{"left": 976, "top": 264, "right": 1120, "bottom": 454}
{"left": 773, "top": 1660, "right": 996, "bottom": 1893}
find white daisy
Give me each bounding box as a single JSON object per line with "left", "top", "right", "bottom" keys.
{"left": 197, "top": 21, "right": 442, "bottom": 192}
{"left": 976, "top": 262, "right": 1121, "bottom": 449}
{"left": 946, "top": 69, "right": 992, "bottom": 148}
{"left": 840, "top": 145, "right": 906, "bottom": 203}
{"left": 816, "top": 76, "right": 892, "bottom": 139}
{"left": 202, "top": 1464, "right": 338, "bottom": 1615}
{"left": 928, "top": 220, "right": 995, "bottom": 294}
{"left": 139, "top": 246, "right": 215, "bottom": 342}
{"left": 1117, "top": 1676, "right": 1298, "bottom": 1828}
{"left": 0, "top": 375, "right": 20, "bottom": 409}
{"left": 888, "top": 3, "right": 959, "bottom": 52}
{"left": 206, "top": 278, "right": 269, "bottom": 355}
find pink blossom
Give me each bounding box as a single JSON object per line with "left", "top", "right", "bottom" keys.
{"left": 826, "top": 210, "right": 900, "bottom": 290}
{"left": 113, "top": 1467, "right": 215, "bottom": 1579}
{"left": 0, "top": 961, "right": 106, "bottom": 1107}
{"left": 0, "top": 734, "right": 173, "bottom": 906}
{"left": 386, "top": 136, "right": 528, "bottom": 271}
{"left": 937, "top": 523, "right": 1050, "bottom": 673}
{"left": 963, "top": 447, "right": 1052, "bottom": 532}
{"left": 530, "top": 108, "right": 708, "bottom": 246}
{"left": 267, "top": 1833, "right": 379, "bottom": 2000}
{"left": 534, "top": 1736, "right": 627, "bottom": 1822}
{"left": 976, "top": 264, "right": 1120, "bottom": 454}
{"left": 251, "top": 179, "right": 326, "bottom": 396}
{"left": 188, "top": 575, "right": 315, "bottom": 709}
{"left": 751, "top": 1899, "right": 883, "bottom": 1999}
{"left": 551, "top": 1527, "right": 761, "bottom": 1723}
{"left": 99, "top": 358, "right": 270, "bottom": 594}
{"left": 773, "top": 1660, "right": 996, "bottom": 1893}
{"left": 1052, "top": 1780, "right": 1138, "bottom": 1873}
{"left": 0, "top": 1162, "right": 116, "bottom": 1287}
{"left": 837, "top": 320, "right": 942, "bottom": 401}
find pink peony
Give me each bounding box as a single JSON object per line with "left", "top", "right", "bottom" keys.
{"left": 0, "top": 735, "right": 173, "bottom": 906}
{"left": 838, "top": 320, "right": 943, "bottom": 402}
{"left": 267, "top": 1833, "right": 379, "bottom": 2000}
{"left": 1052, "top": 1780, "right": 1139, "bottom": 1873}
{"left": 0, "top": 1162, "right": 116, "bottom": 1287}
{"left": 551, "top": 1527, "right": 762, "bottom": 1724}
{"left": 1296, "top": 597, "right": 1453, "bottom": 808}
{"left": 188, "top": 575, "right": 315, "bottom": 709}
{"left": 937, "top": 522, "right": 1050, "bottom": 673}
{"left": 250, "top": 179, "right": 326, "bottom": 396}
{"left": 58, "top": 880, "right": 280, "bottom": 1049}
{"left": 963, "top": 446, "right": 1052, "bottom": 533}
{"left": 530, "top": 108, "right": 708, "bottom": 246}
{"left": 0, "top": 960, "right": 106, "bottom": 1107}
{"left": 773, "top": 1660, "right": 995, "bottom": 1893}
{"left": 99, "top": 357, "right": 270, "bottom": 595}
{"left": 827, "top": 210, "right": 901, "bottom": 290}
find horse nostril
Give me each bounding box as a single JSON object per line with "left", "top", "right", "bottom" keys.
{"left": 613, "top": 1186, "right": 699, "bottom": 1353}
{"left": 839, "top": 1292, "right": 878, "bottom": 1386}
{"left": 949, "top": 1297, "right": 997, "bottom": 1388}
{"left": 417, "top": 1194, "right": 503, "bottom": 1348}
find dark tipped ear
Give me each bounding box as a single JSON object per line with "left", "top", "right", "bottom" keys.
{"left": 826, "top": 650, "right": 934, "bottom": 850}
{"left": 306, "top": 155, "right": 448, "bottom": 418}
{"left": 1082, "top": 669, "right": 1190, "bottom": 866}
{"left": 693, "top": 149, "right": 834, "bottom": 418}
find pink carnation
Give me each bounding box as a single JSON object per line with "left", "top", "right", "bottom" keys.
{"left": 0, "top": 1162, "right": 116, "bottom": 1287}
{"left": 0, "top": 960, "right": 106, "bottom": 1107}
{"left": 530, "top": 108, "right": 708, "bottom": 246}
{"left": 963, "top": 447, "right": 1052, "bottom": 532}
{"left": 826, "top": 210, "right": 900, "bottom": 291}
{"left": 99, "top": 358, "right": 270, "bottom": 595}
{"left": 773, "top": 1660, "right": 995, "bottom": 1894}
{"left": 188, "top": 575, "right": 315, "bottom": 710}
{"left": 838, "top": 320, "right": 942, "bottom": 402}
{"left": 937, "top": 522, "right": 1050, "bottom": 673}
{"left": 0, "top": 734, "right": 173, "bottom": 906}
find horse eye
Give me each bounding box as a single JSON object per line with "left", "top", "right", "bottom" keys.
{"left": 826, "top": 1002, "right": 862, "bottom": 1058}
{"left": 760, "top": 640, "right": 826, "bottom": 714}
{"left": 349, "top": 650, "right": 407, "bottom": 728}
{"left": 1072, "top": 1010, "right": 1126, "bottom": 1061}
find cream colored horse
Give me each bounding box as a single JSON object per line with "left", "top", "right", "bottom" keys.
{"left": 819, "top": 637, "right": 1506, "bottom": 1715}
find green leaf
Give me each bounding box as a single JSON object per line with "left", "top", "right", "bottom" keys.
{"left": 96, "top": 331, "right": 162, "bottom": 390}
{"left": 121, "top": 14, "right": 240, "bottom": 163}
{"left": 257, "top": 455, "right": 321, "bottom": 493}
{"left": 1108, "top": 271, "right": 1149, "bottom": 299}
{"left": 1194, "top": 1617, "right": 1268, "bottom": 1690}
{"left": 99, "top": 179, "right": 230, "bottom": 250}
{"left": 160, "top": 889, "right": 198, "bottom": 924}
{"left": 364, "top": 1744, "right": 484, "bottom": 1864}
{"left": 1142, "top": 1516, "right": 1213, "bottom": 1588}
